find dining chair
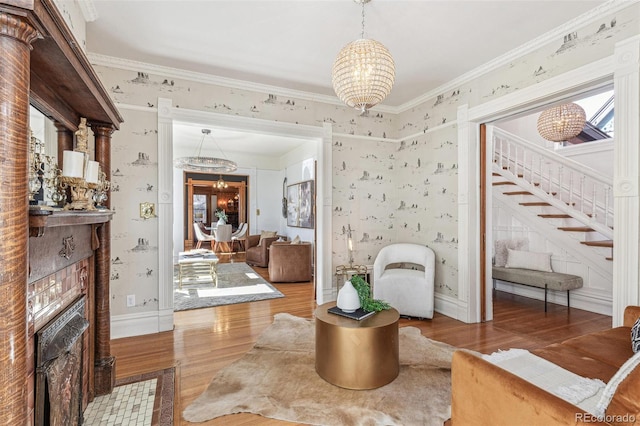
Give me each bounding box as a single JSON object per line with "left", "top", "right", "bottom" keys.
{"left": 193, "top": 222, "right": 215, "bottom": 249}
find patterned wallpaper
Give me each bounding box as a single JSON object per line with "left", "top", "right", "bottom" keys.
{"left": 95, "top": 2, "right": 639, "bottom": 316}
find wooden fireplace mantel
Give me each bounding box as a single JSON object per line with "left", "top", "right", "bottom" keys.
{"left": 29, "top": 210, "right": 114, "bottom": 237}
{"left": 0, "top": 0, "right": 123, "bottom": 423}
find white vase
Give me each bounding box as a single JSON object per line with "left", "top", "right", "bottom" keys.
{"left": 337, "top": 280, "right": 360, "bottom": 313}
{"left": 217, "top": 218, "right": 225, "bottom": 226}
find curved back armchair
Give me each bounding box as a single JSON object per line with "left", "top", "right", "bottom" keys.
{"left": 231, "top": 223, "right": 248, "bottom": 251}
{"left": 193, "top": 222, "right": 215, "bottom": 249}
{"left": 373, "top": 243, "right": 435, "bottom": 319}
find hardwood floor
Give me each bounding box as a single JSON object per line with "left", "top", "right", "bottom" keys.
{"left": 111, "top": 253, "right": 612, "bottom": 425}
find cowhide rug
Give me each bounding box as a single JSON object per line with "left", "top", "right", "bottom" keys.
{"left": 183, "top": 312, "right": 468, "bottom": 425}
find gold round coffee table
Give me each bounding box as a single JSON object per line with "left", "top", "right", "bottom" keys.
{"left": 315, "top": 302, "right": 399, "bottom": 390}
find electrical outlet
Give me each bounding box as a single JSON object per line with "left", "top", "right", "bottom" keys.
{"left": 126, "top": 294, "right": 135, "bottom": 307}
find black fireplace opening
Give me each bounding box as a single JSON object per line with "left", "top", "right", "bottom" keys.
{"left": 35, "top": 297, "right": 89, "bottom": 426}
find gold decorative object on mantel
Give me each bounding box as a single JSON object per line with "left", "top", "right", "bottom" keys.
{"left": 58, "top": 117, "right": 110, "bottom": 211}
{"left": 140, "top": 202, "right": 156, "bottom": 219}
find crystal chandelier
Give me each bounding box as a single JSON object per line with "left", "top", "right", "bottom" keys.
{"left": 174, "top": 129, "right": 238, "bottom": 173}
{"left": 537, "top": 103, "right": 586, "bottom": 142}
{"left": 215, "top": 175, "right": 229, "bottom": 189}
{"left": 332, "top": 0, "right": 395, "bottom": 114}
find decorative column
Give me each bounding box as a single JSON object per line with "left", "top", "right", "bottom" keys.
{"left": 92, "top": 124, "right": 116, "bottom": 395}
{"left": 55, "top": 122, "right": 74, "bottom": 164}
{"left": 0, "top": 11, "right": 39, "bottom": 425}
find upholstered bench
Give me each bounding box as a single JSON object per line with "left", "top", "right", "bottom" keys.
{"left": 492, "top": 266, "right": 583, "bottom": 312}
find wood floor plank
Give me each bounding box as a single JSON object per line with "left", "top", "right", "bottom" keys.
{"left": 110, "top": 254, "right": 612, "bottom": 425}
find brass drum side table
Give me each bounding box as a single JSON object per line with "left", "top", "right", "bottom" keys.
{"left": 315, "top": 302, "right": 399, "bottom": 390}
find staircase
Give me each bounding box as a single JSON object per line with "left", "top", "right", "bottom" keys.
{"left": 490, "top": 127, "right": 613, "bottom": 278}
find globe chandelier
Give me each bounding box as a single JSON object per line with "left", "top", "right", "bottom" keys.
{"left": 537, "top": 103, "right": 587, "bottom": 142}
{"left": 174, "top": 128, "right": 238, "bottom": 173}
{"left": 332, "top": 0, "right": 395, "bottom": 114}
{"left": 215, "top": 175, "right": 229, "bottom": 189}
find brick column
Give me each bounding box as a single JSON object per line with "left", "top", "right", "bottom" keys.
{"left": 0, "top": 11, "right": 39, "bottom": 425}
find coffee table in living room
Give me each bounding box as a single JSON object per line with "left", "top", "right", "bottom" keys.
{"left": 315, "top": 301, "right": 399, "bottom": 390}
{"left": 177, "top": 250, "right": 219, "bottom": 289}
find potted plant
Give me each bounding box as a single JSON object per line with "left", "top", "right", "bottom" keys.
{"left": 215, "top": 208, "right": 228, "bottom": 226}
{"left": 350, "top": 274, "right": 390, "bottom": 312}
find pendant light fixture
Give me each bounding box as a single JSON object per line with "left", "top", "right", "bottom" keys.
{"left": 537, "top": 103, "right": 587, "bottom": 142}
{"left": 332, "top": 0, "right": 395, "bottom": 114}
{"left": 215, "top": 175, "right": 229, "bottom": 189}
{"left": 174, "top": 129, "right": 238, "bottom": 173}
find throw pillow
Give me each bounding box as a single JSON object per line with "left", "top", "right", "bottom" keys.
{"left": 494, "top": 238, "right": 529, "bottom": 267}
{"left": 505, "top": 249, "right": 553, "bottom": 272}
{"left": 258, "top": 230, "right": 277, "bottom": 246}
{"left": 291, "top": 235, "right": 301, "bottom": 244}
{"left": 633, "top": 317, "right": 640, "bottom": 354}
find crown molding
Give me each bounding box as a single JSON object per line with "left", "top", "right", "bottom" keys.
{"left": 88, "top": 0, "right": 637, "bottom": 116}
{"left": 395, "top": 0, "right": 638, "bottom": 112}
{"left": 87, "top": 53, "right": 398, "bottom": 114}
{"left": 78, "top": 0, "right": 98, "bottom": 22}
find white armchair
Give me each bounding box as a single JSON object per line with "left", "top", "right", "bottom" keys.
{"left": 373, "top": 243, "right": 435, "bottom": 319}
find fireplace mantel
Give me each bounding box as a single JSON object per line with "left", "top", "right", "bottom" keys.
{"left": 29, "top": 209, "right": 114, "bottom": 237}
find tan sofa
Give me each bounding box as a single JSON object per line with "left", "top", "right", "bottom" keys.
{"left": 451, "top": 306, "right": 640, "bottom": 425}
{"left": 268, "top": 242, "right": 312, "bottom": 282}
{"left": 245, "top": 234, "right": 278, "bottom": 267}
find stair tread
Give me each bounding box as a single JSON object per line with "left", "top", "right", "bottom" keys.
{"left": 504, "top": 191, "right": 532, "bottom": 195}
{"left": 558, "top": 226, "right": 595, "bottom": 232}
{"left": 580, "top": 240, "right": 614, "bottom": 248}
{"left": 520, "top": 202, "right": 551, "bottom": 206}
{"left": 492, "top": 182, "right": 516, "bottom": 186}
{"left": 539, "top": 214, "right": 572, "bottom": 218}
{"left": 606, "top": 257, "right": 613, "bottom": 261}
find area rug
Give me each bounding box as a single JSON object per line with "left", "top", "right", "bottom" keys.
{"left": 84, "top": 367, "right": 174, "bottom": 425}
{"left": 174, "top": 262, "right": 284, "bottom": 311}
{"left": 183, "top": 313, "right": 467, "bottom": 425}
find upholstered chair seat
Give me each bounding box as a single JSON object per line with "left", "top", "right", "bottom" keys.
{"left": 373, "top": 243, "right": 435, "bottom": 319}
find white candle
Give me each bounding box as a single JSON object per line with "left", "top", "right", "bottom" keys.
{"left": 62, "top": 150, "right": 84, "bottom": 178}
{"left": 85, "top": 160, "right": 100, "bottom": 184}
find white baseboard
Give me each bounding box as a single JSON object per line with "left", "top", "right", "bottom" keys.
{"left": 111, "top": 311, "right": 171, "bottom": 339}
{"left": 435, "top": 293, "right": 461, "bottom": 320}
{"left": 495, "top": 282, "right": 612, "bottom": 316}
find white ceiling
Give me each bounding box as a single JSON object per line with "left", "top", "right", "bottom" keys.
{"left": 86, "top": 0, "right": 606, "bottom": 155}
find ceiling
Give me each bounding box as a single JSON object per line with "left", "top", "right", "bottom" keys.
{"left": 86, "top": 0, "right": 606, "bottom": 155}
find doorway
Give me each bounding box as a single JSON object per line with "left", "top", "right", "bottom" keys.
{"left": 184, "top": 174, "right": 248, "bottom": 250}
{"left": 156, "top": 99, "right": 333, "bottom": 328}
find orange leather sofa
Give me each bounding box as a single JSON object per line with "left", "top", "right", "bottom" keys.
{"left": 451, "top": 306, "right": 640, "bottom": 425}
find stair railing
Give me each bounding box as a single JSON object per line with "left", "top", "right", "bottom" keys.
{"left": 490, "top": 126, "right": 613, "bottom": 239}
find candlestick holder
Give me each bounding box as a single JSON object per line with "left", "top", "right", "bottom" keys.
{"left": 60, "top": 176, "right": 96, "bottom": 211}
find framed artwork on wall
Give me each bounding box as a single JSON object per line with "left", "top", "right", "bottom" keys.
{"left": 287, "top": 180, "right": 315, "bottom": 228}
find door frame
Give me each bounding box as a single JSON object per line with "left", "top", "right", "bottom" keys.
{"left": 156, "top": 98, "right": 333, "bottom": 330}
{"left": 457, "top": 53, "right": 633, "bottom": 323}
